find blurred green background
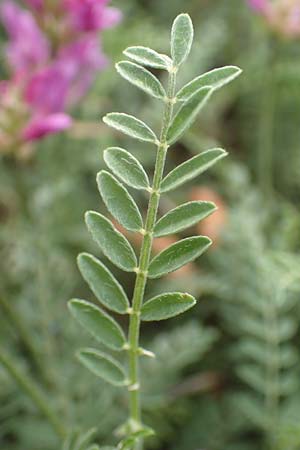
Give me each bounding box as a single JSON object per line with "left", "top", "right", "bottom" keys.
{"left": 1, "top": 1, "right": 300, "bottom": 449}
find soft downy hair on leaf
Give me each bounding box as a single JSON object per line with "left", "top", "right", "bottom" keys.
{"left": 68, "top": 12, "right": 242, "bottom": 450}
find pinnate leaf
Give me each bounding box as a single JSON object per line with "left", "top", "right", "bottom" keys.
{"left": 161, "top": 148, "right": 227, "bottom": 193}
{"left": 171, "top": 13, "right": 194, "bottom": 67}
{"left": 176, "top": 66, "right": 242, "bottom": 101}
{"left": 167, "top": 87, "right": 213, "bottom": 144}
{"left": 154, "top": 201, "right": 216, "bottom": 237}
{"left": 148, "top": 236, "right": 212, "bottom": 278}
{"left": 97, "top": 171, "right": 143, "bottom": 232}
{"left": 69, "top": 299, "right": 126, "bottom": 350}
{"left": 124, "top": 46, "right": 172, "bottom": 70}
{"left": 104, "top": 147, "right": 149, "bottom": 190}
{"left": 85, "top": 212, "right": 137, "bottom": 272}
{"left": 103, "top": 113, "right": 157, "bottom": 143}
{"left": 77, "top": 348, "right": 127, "bottom": 386}
{"left": 141, "top": 292, "right": 196, "bottom": 321}
{"left": 77, "top": 253, "right": 129, "bottom": 313}
{"left": 116, "top": 61, "right": 166, "bottom": 99}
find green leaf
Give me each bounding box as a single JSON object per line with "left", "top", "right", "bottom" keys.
{"left": 85, "top": 212, "right": 137, "bottom": 272}
{"left": 141, "top": 292, "right": 196, "bottom": 321}
{"left": 77, "top": 253, "right": 129, "bottom": 313}
{"left": 77, "top": 348, "right": 127, "bottom": 386}
{"left": 167, "top": 87, "right": 213, "bottom": 144}
{"left": 171, "top": 13, "right": 194, "bottom": 67}
{"left": 75, "top": 427, "right": 97, "bottom": 450}
{"left": 118, "top": 428, "right": 154, "bottom": 450}
{"left": 124, "top": 46, "right": 172, "bottom": 70}
{"left": 154, "top": 201, "right": 216, "bottom": 237}
{"left": 103, "top": 113, "right": 157, "bottom": 143}
{"left": 148, "top": 236, "right": 212, "bottom": 278}
{"left": 160, "top": 148, "right": 227, "bottom": 193}
{"left": 176, "top": 66, "right": 242, "bottom": 101}
{"left": 103, "top": 147, "right": 150, "bottom": 190}
{"left": 116, "top": 61, "right": 166, "bottom": 99}
{"left": 69, "top": 299, "right": 126, "bottom": 350}
{"left": 97, "top": 171, "right": 143, "bottom": 232}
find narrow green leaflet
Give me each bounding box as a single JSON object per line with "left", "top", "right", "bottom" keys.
{"left": 176, "top": 66, "right": 242, "bottom": 101}
{"left": 160, "top": 148, "right": 227, "bottom": 193}
{"left": 141, "top": 292, "right": 196, "bottom": 321}
{"left": 69, "top": 299, "right": 126, "bottom": 350}
{"left": 124, "top": 46, "right": 171, "bottom": 70}
{"left": 97, "top": 171, "right": 143, "bottom": 232}
{"left": 167, "top": 86, "right": 213, "bottom": 144}
{"left": 77, "top": 349, "right": 127, "bottom": 386}
{"left": 154, "top": 201, "right": 216, "bottom": 237}
{"left": 85, "top": 212, "right": 137, "bottom": 272}
{"left": 73, "top": 427, "right": 97, "bottom": 450}
{"left": 116, "top": 61, "right": 166, "bottom": 99}
{"left": 104, "top": 147, "right": 149, "bottom": 190}
{"left": 118, "top": 428, "right": 154, "bottom": 450}
{"left": 148, "top": 236, "right": 212, "bottom": 278}
{"left": 103, "top": 113, "right": 157, "bottom": 143}
{"left": 77, "top": 253, "right": 129, "bottom": 313}
{"left": 171, "top": 13, "right": 193, "bottom": 67}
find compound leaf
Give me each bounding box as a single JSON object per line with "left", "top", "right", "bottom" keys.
{"left": 103, "top": 113, "right": 157, "bottom": 144}
{"left": 148, "top": 236, "right": 212, "bottom": 278}
{"left": 141, "top": 292, "right": 196, "bottom": 321}
{"left": 116, "top": 61, "right": 166, "bottom": 99}
{"left": 160, "top": 148, "right": 227, "bottom": 193}
{"left": 69, "top": 299, "right": 126, "bottom": 350}
{"left": 176, "top": 66, "right": 242, "bottom": 101}
{"left": 85, "top": 212, "right": 137, "bottom": 272}
{"left": 171, "top": 13, "right": 194, "bottom": 67}
{"left": 103, "top": 147, "right": 149, "bottom": 190}
{"left": 97, "top": 171, "right": 143, "bottom": 232}
{"left": 77, "top": 349, "right": 127, "bottom": 386}
{"left": 167, "top": 87, "right": 213, "bottom": 144}
{"left": 124, "top": 46, "right": 172, "bottom": 70}
{"left": 77, "top": 253, "right": 129, "bottom": 313}
{"left": 154, "top": 201, "right": 216, "bottom": 237}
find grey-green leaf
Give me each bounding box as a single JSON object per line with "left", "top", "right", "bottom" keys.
{"left": 97, "top": 171, "right": 143, "bottom": 232}
{"left": 167, "top": 87, "right": 213, "bottom": 144}
{"left": 154, "top": 201, "right": 216, "bottom": 237}
{"left": 77, "top": 253, "right": 129, "bottom": 313}
{"left": 119, "top": 428, "right": 154, "bottom": 450}
{"left": 176, "top": 66, "right": 242, "bottom": 101}
{"left": 77, "top": 349, "right": 127, "bottom": 386}
{"left": 148, "top": 236, "right": 212, "bottom": 278}
{"left": 69, "top": 299, "right": 126, "bottom": 350}
{"left": 171, "top": 13, "right": 194, "bottom": 67}
{"left": 116, "top": 61, "right": 166, "bottom": 99}
{"left": 124, "top": 46, "right": 172, "bottom": 70}
{"left": 161, "top": 148, "right": 227, "bottom": 193}
{"left": 85, "top": 212, "right": 137, "bottom": 272}
{"left": 141, "top": 292, "right": 196, "bottom": 321}
{"left": 104, "top": 147, "right": 150, "bottom": 190}
{"left": 103, "top": 113, "right": 157, "bottom": 143}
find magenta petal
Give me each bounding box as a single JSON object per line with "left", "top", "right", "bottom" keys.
{"left": 100, "top": 7, "right": 122, "bottom": 29}
{"left": 23, "top": 113, "right": 72, "bottom": 141}
{"left": 247, "top": 0, "right": 269, "bottom": 12}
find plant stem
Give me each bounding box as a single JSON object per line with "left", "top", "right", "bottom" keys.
{"left": 127, "top": 70, "right": 177, "bottom": 437}
{"left": 0, "top": 296, "right": 52, "bottom": 387}
{"left": 0, "top": 348, "right": 66, "bottom": 440}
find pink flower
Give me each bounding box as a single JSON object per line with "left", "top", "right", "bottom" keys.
{"left": 248, "top": 0, "right": 269, "bottom": 12}
{"left": 22, "top": 113, "right": 72, "bottom": 141}
{"left": 24, "top": 0, "right": 43, "bottom": 11}
{"left": 64, "top": 0, "right": 122, "bottom": 32}
{"left": 0, "top": 1, "right": 49, "bottom": 74}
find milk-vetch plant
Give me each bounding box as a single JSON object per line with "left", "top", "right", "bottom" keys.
{"left": 69, "top": 13, "right": 241, "bottom": 450}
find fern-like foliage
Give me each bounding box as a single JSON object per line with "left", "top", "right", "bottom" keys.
{"left": 68, "top": 13, "right": 241, "bottom": 450}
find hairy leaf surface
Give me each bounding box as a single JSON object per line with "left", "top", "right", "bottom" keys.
{"left": 161, "top": 148, "right": 227, "bottom": 192}
{"left": 103, "top": 113, "right": 157, "bottom": 143}
{"left": 124, "top": 46, "right": 171, "bottom": 70}
{"left": 141, "top": 292, "right": 196, "bottom": 321}
{"left": 171, "top": 13, "right": 194, "bottom": 67}
{"left": 85, "top": 212, "right": 137, "bottom": 272}
{"left": 104, "top": 147, "right": 149, "bottom": 190}
{"left": 77, "top": 349, "right": 127, "bottom": 386}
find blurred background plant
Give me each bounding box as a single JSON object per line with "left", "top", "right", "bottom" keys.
{"left": 1, "top": 1, "right": 300, "bottom": 450}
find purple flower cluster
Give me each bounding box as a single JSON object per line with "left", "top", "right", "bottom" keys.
{"left": 0, "top": 0, "right": 121, "bottom": 153}
{"left": 247, "top": 0, "right": 300, "bottom": 38}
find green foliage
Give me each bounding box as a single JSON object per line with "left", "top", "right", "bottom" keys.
{"left": 69, "top": 12, "right": 239, "bottom": 450}
{"left": 123, "top": 47, "right": 172, "bottom": 71}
